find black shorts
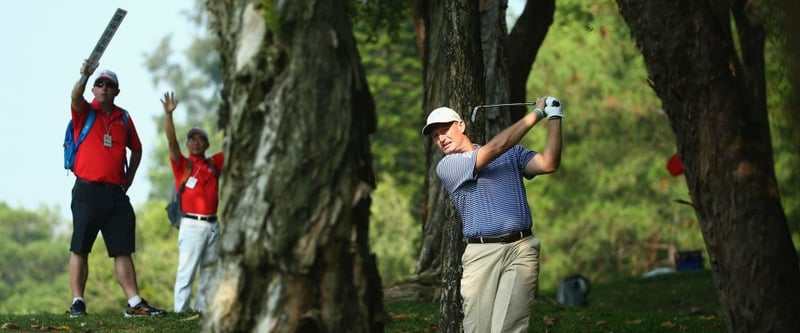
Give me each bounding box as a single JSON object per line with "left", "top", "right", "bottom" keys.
{"left": 70, "top": 178, "right": 136, "bottom": 257}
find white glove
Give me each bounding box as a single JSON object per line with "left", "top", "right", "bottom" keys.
{"left": 545, "top": 96, "right": 563, "bottom": 120}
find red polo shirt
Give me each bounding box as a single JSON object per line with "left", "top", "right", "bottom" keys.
{"left": 171, "top": 153, "right": 224, "bottom": 215}
{"left": 71, "top": 99, "right": 143, "bottom": 185}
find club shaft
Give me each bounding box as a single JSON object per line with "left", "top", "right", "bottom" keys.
{"left": 470, "top": 102, "right": 537, "bottom": 122}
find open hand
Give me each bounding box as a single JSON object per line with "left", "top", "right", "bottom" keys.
{"left": 161, "top": 91, "right": 178, "bottom": 114}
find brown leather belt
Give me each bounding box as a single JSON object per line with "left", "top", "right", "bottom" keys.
{"left": 466, "top": 229, "right": 532, "bottom": 244}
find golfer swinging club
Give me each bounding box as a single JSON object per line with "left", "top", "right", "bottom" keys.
{"left": 422, "top": 96, "right": 563, "bottom": 333}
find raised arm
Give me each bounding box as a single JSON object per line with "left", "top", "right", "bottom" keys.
{"left": 524, "top": 97, "right": 563, "bottom": 176}
{"left": 475, "top": 96, "right": 548, "bottom": 171}
{"left": 161, "top": 91, "right": 182, "bottom": 162}
{"left": 71, "top": 60, "right": 95, "bottom": 112}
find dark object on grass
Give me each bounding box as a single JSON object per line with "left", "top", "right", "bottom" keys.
{"left": 557, "top": 274, "right": 591, "bottom": 307}
{"left": 675, "top": 250, "right": 704, "bottom": 271}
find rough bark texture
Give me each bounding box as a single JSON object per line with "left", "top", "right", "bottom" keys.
{"left": 479, "top": 0, "right": 513, "bottom": 138}
{"left": 616, "top": 1, "right": 800, "bottom": 332}
{"left": 204, "top": 1, "right": 384, "bottom": 332}
{"left": 419, "top": 1, "right": 484, "bottom": 332}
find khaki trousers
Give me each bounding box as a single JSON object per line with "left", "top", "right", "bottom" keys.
{"left": 461, "top": 235, "right": 541, "bottom": 333}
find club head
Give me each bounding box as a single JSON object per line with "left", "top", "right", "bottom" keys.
{"left": 471, "top": 105, "right": 481, "bottom": 122}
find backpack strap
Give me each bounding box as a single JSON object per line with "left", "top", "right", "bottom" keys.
{"left": 119, "top": 109, "right": 130, "bottom": 137}
{"left": 178, "top": 157, "right": 218, "bottom": 195}
{"left": 76, "top": 111, "right": 97, "bottom": 145}
{"left": 118, "top": 109, "right": 131, "bottom": 172}
{"left": 206, "top": 158, "right": 219, "bottom": 179}
{"left": 177, "top": 159, "right": 194, "bottom": 195}
{"left": 78, "top": 107, "right": 129, "bottom": 148}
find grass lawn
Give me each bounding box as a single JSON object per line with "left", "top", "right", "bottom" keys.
{"left": 0, "top": 270, "right": 724, "bottom": 332}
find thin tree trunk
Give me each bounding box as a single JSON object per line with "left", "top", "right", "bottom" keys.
{"left": 204, "top": 1, "right": 383, "bottom": 332}
{"left": 506, "top": 0, "right": 555, "bottom": 122}
{"left": 616, "top": 1, "right": 800, "bottom": 332}
{"left": 479, "top": 0, "right": 513, "bottom": 138}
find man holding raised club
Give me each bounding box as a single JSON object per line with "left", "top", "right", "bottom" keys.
{"left": 422, "top": 96, "right": 563, "bottom": 333}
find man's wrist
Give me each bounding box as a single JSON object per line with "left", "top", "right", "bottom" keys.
{"left": 533, "top": 108, "right": 545, "bottom": 119}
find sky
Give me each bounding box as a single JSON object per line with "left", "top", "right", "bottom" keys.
{"left": 0, "top": 1, "right": 197, "bottom": 218}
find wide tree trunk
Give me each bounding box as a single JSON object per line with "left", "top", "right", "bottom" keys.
{"left": 204, "top": 1, "right": 383, "bottom": 332}
{"left": 420, "top": 1, "right": 484, "bottom": 331}
{"left": 616, "top": 1, "right": 800, "bottom": 332}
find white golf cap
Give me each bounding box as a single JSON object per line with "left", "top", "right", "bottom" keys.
{"left": 421, "top": 107, "right": 462, "bottom": 135}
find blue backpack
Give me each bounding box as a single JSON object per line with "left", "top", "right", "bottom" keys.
{"left": 63, "top": 109, "right": 129, "bottom": 171}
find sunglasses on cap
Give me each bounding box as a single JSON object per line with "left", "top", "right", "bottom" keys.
{"left": 94, "top": 80, "right": 118, "bottom": 89}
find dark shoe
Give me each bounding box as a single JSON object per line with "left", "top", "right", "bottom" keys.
{"left": 69, "top": 300, "right": 87, "bottom": 318}
{"left": 124, "top": 300, "right": 166, "bottom": 317}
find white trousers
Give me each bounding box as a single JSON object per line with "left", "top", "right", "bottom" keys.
{"left": 461, "top": 235, "right": 541, "bottom": 333}
{"left": 174, "top": 217, "right": 219, "bottom": 313}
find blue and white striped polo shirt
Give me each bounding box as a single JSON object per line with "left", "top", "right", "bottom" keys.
{"left": 436, "top": 144, "right": 537, "bottom": 238}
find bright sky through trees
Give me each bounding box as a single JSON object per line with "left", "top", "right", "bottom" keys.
{"left": 0, "top": 1, "right": 194, "bottom": 218}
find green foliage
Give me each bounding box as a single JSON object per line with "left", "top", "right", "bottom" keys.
{"left": 259, "top": 0, "right": 281, "bottom": 35}
{"left": 354, "top": 8, "right": 426, "bottom": 285}
{"left": 350, "top": 0, "right": 409, "bottom": 41}
{"left": 354, "top": 10, "right": 425, "bottom": 215}
{"left": 0, "top": 203, "right": 70, "bottom": 314}
{"left": 522, "top": 0, "right": 707, "bottom": 290}
{"left": 0, "top": 202, "right": 179, "bottom": 315}
{"left": 763, "top": 34, "right": 800, "bottom": 244}
{"left": 369, "top": 175, "right": 420, "bottom": 285}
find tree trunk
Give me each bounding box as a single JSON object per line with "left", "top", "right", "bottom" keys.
{"left": 204, "top": 1, "right": 383, "bottom": 332}
{"left": 479, "top": 0, "right": 513, "bottom": 138}
{"left": 419, "top": 0, "right": 484, "bottom": 331}
{"left": 616, "top": 1, "right": 800, "bottom": 332}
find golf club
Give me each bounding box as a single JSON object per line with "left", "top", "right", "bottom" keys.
{"left": 470, "top": 102, "right": 538, "bottom": 122}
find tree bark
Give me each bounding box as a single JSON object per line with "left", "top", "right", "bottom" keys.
{"left": 204, "top": 1, "right": 383, "bottom": 332}
{"left": 479, "top": 0, "right": 513, "bottom": 138}
{"left": 616, "top": 1, "right": 800, "bottom": 332}
{"left": 419, "top": 0, "right": 484, "bottom": 331}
